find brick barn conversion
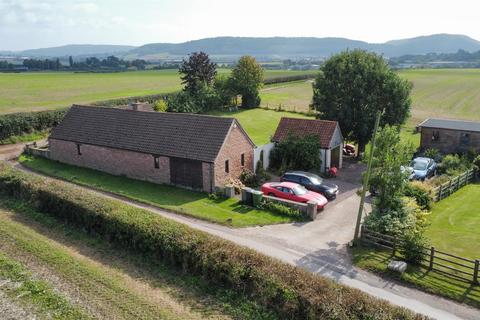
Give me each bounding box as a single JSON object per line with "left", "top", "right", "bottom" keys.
{"left": 418, "top": 118, "right": 480, "bottom": 154}
{"left": 48, "top": 105, "right": 255, "bottom": 193}
{"left": 272, "top": 117, "right": 343, "bottom": 172}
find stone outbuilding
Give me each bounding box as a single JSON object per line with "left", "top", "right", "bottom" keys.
{"left": 271, "top": 117, "right": 343, "bottom": 172}
{"left": 48, "top": 105, "right": 255, "bottom": 193}
{"left": 418, "top": 118, "right": 480, "bottom": 154}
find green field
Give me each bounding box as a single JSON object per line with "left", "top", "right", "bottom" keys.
{"left": 426, "top": 183, "right": 480, "bottom": 259}
{"left": 260, "top": 69, "right": 480, "bottom": 126}
{"left": 210, "top": 108, "right": 312, "bottom": 145}
{"left": 0, "top": 69, "right": 314, "bottom": 114}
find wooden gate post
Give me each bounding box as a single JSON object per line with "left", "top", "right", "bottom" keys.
{"left": 474, "top": 260, "right": 479, "bottom": 285}
{"left": 429, "top": 247, "right": 435, "bottom": 271}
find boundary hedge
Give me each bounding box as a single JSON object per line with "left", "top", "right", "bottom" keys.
{"left": 264, "top": 73, "right": 316, "bottom": 85}
{"left": 0, "top": 163, "right": 425, "bottom": 320}
{"left": 0, "top": 109, "right": 67, "bottom": 141}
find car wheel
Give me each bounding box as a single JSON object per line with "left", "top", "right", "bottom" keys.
{"left": 268, "top": 193, "right": 275, "bottom": 197}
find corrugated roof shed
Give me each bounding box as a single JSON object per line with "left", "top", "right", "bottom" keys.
{"left": 418, "top": 118, "right": 480, "bottom": 133}
{"left": 50, "top": 105, "right": 250, "bottom": 162}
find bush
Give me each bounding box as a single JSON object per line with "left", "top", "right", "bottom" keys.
{"left": 404, "top": 181, "right": 432, "bottom": 210}
{"left": 153, "top": 99, "right": 168, "bottom": 112}
{"left": 239, "top": 168, "right": 258, "bottom": 187}
{"left": 92, "top": 92, "right": 177, "bottom": 107}
{"left": 437, "top": 154, "right": 471, "bottom": 176}
{"left": 264, "top": 74, "right": 316, "bottom": 85}
{"left": 423, "top": 148, "right": 440, "bottom": 161}
{"left": 400, "top": 232, "right": 430, "bottom": 265}
{"left": 166, "top": 86, "right": 223, "bottom": 113}
{"left": 0, "top": 109, "right": 67, "bottom": 141}
{"left": 260, "top": 201, "right": 303, "bottom": 219}
{"left": 269, "top": 134, "right": 322, "bottom": 173}
{"left": 0, "top": 163, "right": 424, "bottom": 319}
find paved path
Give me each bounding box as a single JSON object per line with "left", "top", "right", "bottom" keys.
{"left": 0, "top": 140, "right": 47, "bottom": 161}
{"left": 14, "top": 164, "right": 480, "bottom": 320}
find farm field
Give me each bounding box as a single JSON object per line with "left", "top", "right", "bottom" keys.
{"left": 260, "top": 69, "right": 480, "bottom": 126}
{"left": 426, "top": 183, "right": 480, "bottom": 259}
{"left": 0, "top": 69, "right": 314, "bottom": 114}
{"left": 210, "top": 108, "right": 312, "bottom": 145}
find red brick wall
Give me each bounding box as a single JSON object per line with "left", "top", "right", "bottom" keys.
{"left": 420, "top": 128, "right": 480, "bottom": 153}
{"left": 49, "top": 139, "right": 171, "bottom": 185}
{"left": 213, "top": 124, "right": 254, "bottom": 187}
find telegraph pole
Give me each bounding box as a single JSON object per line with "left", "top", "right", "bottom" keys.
{"left": 353, "top": 111, "right": 382, "bottom": 244}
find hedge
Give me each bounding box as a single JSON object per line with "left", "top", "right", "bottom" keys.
{"left": 0, "top": 164, "right": 425, "bottom": 320}
{"left": 0, "top": 109, "right": 68, "bottom": 141}
{"left": 91, "top": 92, "right": 178, "bottom": 107}
{"left": 264, "top": 73, "right": 317, "bottom": 85}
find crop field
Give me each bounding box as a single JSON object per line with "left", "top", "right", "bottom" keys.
{"left": 0, "top": 69, "right": 314, "bottom": 114}
{"left": 260, "top": 69, "right": 480, "bottom": 126}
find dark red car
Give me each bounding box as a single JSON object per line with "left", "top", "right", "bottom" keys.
{"left": 261, "top": 182, "right": 328, "bottom": 209}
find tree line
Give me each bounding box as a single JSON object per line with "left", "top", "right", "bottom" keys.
{"left": 159, "top": 52, "right": 264, "bottom": 113}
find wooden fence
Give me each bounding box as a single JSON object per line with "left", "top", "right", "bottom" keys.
{"left": 430, "top": 169, "right": 475, "bottom": 202}
{"left": 361, "top": 227, "right": 479, "bottom": 285}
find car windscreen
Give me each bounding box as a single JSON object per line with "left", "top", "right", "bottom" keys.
{"left": 411, "top": 160, "right": 428, "bottom": 170}
{"left": 310, "top": 176, "right": 323, "bottom": 185}
{"left": 293, "top": 185, "right": 308, "bottom": 195}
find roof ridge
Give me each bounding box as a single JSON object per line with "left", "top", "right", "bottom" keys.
{"left": 280, "top": 117, "right": 338, "bottom": 124}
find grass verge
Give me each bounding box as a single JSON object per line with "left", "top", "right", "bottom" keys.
{"left": 0, "top": 197, "right": 276, "bottom": 319}
{"left": 0, "top": 251, "right": 91, "bottom": 319}
{"left": 0, "top": 130, "right": 49, "bottom": 145}
{"left": 19, "top": 154, "right": 301, "bottom": 227}
{"left": 350, "top": 245, "right": 480, "bottom": 308}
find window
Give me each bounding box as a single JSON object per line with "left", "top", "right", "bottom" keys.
{"left": 225, "top": 160, "right": 229, "bottom": 173}
{"left": 460, "top": 133, "right": 470, "bottom": 145}
{"left": 241, "top": 153, "right": 245, "bottom": 166}
{"left": 432, "top": 131, "right": 440, "bottom": 142}
{"left": 154, "top": 156, "right": 159, "bottom": 169}
{"left": 76, "top": 144, "right": 82, "bottom": 155}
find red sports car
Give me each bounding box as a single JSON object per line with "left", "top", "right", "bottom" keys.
{"left": 261, "top": 182, "right": 328, "bottom": 209}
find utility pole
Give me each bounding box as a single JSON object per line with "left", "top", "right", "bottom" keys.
{"left": 353, "top": 111, "right": 382, "bottom": 244}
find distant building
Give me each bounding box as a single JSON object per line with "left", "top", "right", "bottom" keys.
{"left": 418, "top": 118, "right": 480, "bottom": 154}
{"left": 49, "top": 105, "right": 255, "bottom": 192}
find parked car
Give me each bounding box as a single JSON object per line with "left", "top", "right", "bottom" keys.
{"left": 400, "top": 165, "right": 415, "bottom": 180}
{"left": 408, "top": 157, "right": 437, "bottom": 181}
{"left": 261, "top": 182, "right": 328, "bottom": 209}
{"left": 280, "top": 171, "right": 339, "bottom": 200}
{"left": 343, "top": 144, "right": 356, "bottom": 156}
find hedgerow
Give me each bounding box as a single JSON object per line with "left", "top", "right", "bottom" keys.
{"left": 0, "top": 109, "right": 67, "bottom": 141}
{"left": 264, "top": 74, "right": 317, "bottom": 85}
{"left": 0, "top": 163, "right": 425, "bottom": 320}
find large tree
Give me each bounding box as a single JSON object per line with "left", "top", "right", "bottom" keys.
{"left": 312, "top": 50, "right": 412, "bottom": 156}
{"left": 230, "top": 56, "right": 264, "bottom": 108}
{"left": 179, "top": 51, "right": 217, "bottom": 92}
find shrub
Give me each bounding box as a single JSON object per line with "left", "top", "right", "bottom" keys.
{"left": 269, "top": 134, "right": 322, "bottom": 173}
{"left": 423, "top": 148, "right": 440, "bottom": 161}
{"left": 400, "top": 232, "right": 430, "bottom": 265}
{"left": 437, "top": 154, "right": 471, "bottom": 176}
{"left": 404, "top": 181, "right": 432, "bottom": 210}
{"left": 0, "top": 109, "right": 67, "bottom": 141}
{"left": 0, "top": 163, "right": 424, "bottom": 319}
{"left": 239, "top": 168, "right": 258, "bottom": 187}
{"left": 260, "top": 200, "right": 303, "bottom": 219}
{"left": 153, "top": 99, "right": 168, "bottom": 112}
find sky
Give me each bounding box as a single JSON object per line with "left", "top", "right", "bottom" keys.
{"left": 1, "top": 0, "right": 479, "bottom": 51}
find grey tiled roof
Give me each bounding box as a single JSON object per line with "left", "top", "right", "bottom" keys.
{"left": 418, "top": 118, "right": 480, "bottom": 133}
{"left": 50, "top": 105, "right": 244, "bottom": 162}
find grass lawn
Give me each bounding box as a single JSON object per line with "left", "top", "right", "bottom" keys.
{"left": 426, "top": 183, "right": 480, "bottom": 259}
{"left": 210, "top": 108, "right": 313, "bottom": 145}
{"left": 19, "top": 155, "right": 301, "bottom": 227}
{"left": 261, "top": 80, "right": 315, "bottom": 113}
{"left": 0, "top": 69, "right": 313, "bottom": 114}
{"left": 0, "top": 197, "right": 275, "bottom": 319}
{"left": 351, "top": 246, "right": 480, "bottom": 308}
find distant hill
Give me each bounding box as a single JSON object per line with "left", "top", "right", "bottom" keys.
{"left": 130, "top": 34, "right": 480, "bottom": 59}
{"left": 18, "top": 44, "right": 136, "bottom": 57}
{"left": 4, "top": 34, "right": 480, "bottom": 60}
